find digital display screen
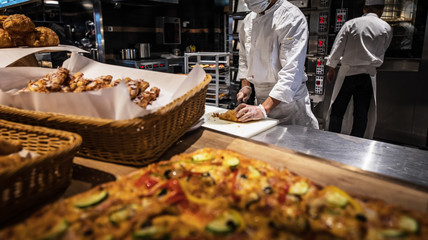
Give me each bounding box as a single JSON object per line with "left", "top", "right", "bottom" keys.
{"left": 0, "top": 0, "right": 36, "bottom": 9}
{"left": 318, "top": 12, "right": 328, "bottom": 33}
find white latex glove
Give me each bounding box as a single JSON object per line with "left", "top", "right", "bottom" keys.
{"left": 235, "top": 103, "right": 267, "bottom": 122}
{"left": 236, "top": 86, "right": 252, "bottom": 103}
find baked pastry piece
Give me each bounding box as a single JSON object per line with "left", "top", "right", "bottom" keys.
{"left": 1, "top": 14, "right": 35, "bottom": 47}
{"left": 18, "top": 67, "right": 161, "bottom": 109}
{"left": 132, "top": 86, "right": 160, "bottom": 108}
{"left": 2, "top": 14, "right": 35, "bottom": 33}
{"left": 0, "top": 28, "right": 15, "bottom": 48}
{"left": 1, "top": 148, "right": 426, "bottom": 240}
{"left": 212, "top": 109, "right": 239, "bottom": 122}
{"left": 0, "top": 15, "right": 8, "bottom": 29}
{"left": 25, "top": 26, "right": 59, "bottom": 47}
{"left": 0, "top": 137, "right": 22, "bottom": 155}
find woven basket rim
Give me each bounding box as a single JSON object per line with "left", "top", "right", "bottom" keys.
{"left": 0, "top": 74, "right": 211, "bottom": 125}
{"left": 0, "top": 119, "right": 82, "bottom": 178}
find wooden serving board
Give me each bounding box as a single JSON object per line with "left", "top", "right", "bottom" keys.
{"left": 71, "top": 128, "right": 428, "bottom": 213}
{"left": 160, "top": 129, "right": 428, "bottom": 213}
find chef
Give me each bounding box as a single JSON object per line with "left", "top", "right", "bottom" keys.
{"left": 325, "top": 0, "right": 392, "bottom": 138}
{"left": 235, "top": 0, "right": 319, "bottom": 129}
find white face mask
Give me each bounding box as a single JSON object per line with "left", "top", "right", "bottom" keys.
{"left": 245, "top": 0, "right": 270, "bottom": 13}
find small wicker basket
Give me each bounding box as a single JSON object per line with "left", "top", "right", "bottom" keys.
{"left": 0, "top": 74, "right": 211, "bottom": 166}
{"left": 0, "top": 119, "right": 82, "bottom": 224}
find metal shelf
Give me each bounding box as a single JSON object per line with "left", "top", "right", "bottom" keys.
{"left": 184, "top": 52, "right": 231, "bottom": 107}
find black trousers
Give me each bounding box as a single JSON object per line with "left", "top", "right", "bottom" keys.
{"left": 329, "top": 74, "right": 373, "bottom": 137}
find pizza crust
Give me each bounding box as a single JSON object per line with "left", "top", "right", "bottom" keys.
{"left": 1, "top": 148, "right": 427, "bottom": 239}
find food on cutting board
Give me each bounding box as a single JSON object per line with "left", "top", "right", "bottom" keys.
{"left": 17, "top": 67, "right": 161, "bottom": 109}
{"left": 212, "top": 109, "right": 239, "bottom": 122}
{"left": 1, "top": 148, "right": 427, "bottom": 239}
{"left": 0, "top": 137, "right": 22, "bottom": 156}
{"left": 0, "top": 14, "right": 59, "bottom": 48}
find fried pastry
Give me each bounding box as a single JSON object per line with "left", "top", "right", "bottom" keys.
{"left": 25, "top": 26, "right": 59, "bottom": 47}
{"left": 2, "top": 14, "right": 35, "bottom": 33}
{"left": 25, "top": 78, "right": 50, "bottom": 93}
{"left": 0, "top": 15, "right": 8, "bottom": 29}
{"left": 0, "top": 14, "right": 59, "bottom": 48}
{"left": 212, "top": 109, "right": 239, "bottom": 122}
{"left": 133, "top": 86, "right": 160, "bottom": 108}
{"left": 2, "top": 148, "right": 428, "bottom": 239}
{"left": 0, "top": 137, "right": 22, "bottom": 156}
{"left": 125, "top": 78, "right": 140, "bottom": 99}
{"left": 18, "top": 67, "right": 161, "bottom": 109}
{"left": 85, "top": 79, "right": 110, "bottom": 91}
{"left": 0, "top": 28, "right": 14, "bottom": 48}
{"left": 47, "top": 66, "right": 69, "bottom": 90}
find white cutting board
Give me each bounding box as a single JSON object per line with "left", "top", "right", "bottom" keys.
{"left": 202, "top": 105, "right": 279, "bottom": 138}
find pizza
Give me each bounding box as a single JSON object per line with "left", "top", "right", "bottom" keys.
{"left": 1, "top": 148, "right": 427, "bottom": 239}
{"left": 0, "top": 137, "right": 22, "bottom": 156}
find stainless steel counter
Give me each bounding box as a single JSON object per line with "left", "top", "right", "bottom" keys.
{"left": 252, "top": 125, "right": 428, "bottom": 190}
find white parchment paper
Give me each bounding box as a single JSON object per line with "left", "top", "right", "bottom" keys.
{"left": 0, "top": 52, "right": 207, "bottom": 120}
{"left": 0, "top": 44, "right": 88, "bottom": 67}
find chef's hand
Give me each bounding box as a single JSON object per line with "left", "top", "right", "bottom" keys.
{"left": 236, "top": 86, "right": 252, "bottom": 103}
{"left": 327, "top": 67, "right": 336, "bottom": 84}
{"left": 235, "top": 103, "right": 267, "bottom": 122}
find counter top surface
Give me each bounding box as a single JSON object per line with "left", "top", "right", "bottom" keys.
{"left": 251, "top": 125, "right": 428, "bottom": 190}
{"left": 7, "top": 127, "right": 428, "bottom": 226}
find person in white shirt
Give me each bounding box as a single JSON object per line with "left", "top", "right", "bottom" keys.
{"left": 234, "top": 0, "right": 319, "bottom": 129}
{"left": 326, "top": 0, "right": 392, "bottom": 138}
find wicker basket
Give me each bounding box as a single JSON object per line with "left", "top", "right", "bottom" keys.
{"left": 0, "top": 74, "right": 211, "bottom": 166}
{"left": 0, "top": 119, "right": 82, "bottom": 224}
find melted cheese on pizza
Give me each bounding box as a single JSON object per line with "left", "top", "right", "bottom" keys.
{"left": 1, "top": 148, "right": 427, "bottom": 240}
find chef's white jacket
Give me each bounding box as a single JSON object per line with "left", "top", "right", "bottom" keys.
{"left": 326, "top": 13, "right": 392, "bottom": 75}
{"left": 237, "top": 0, "right": 318, "bottom": 128}
{"left": 325, "top": 13, "right": 392, "bottom": 139}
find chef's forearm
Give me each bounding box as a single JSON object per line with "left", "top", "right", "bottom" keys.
{"left": 262, "top": 97, "right": 281, "bottom": 115}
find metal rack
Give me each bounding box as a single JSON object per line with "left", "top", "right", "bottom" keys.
{"left": 184, "top": 52, "right": 230, "bottom": 107}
